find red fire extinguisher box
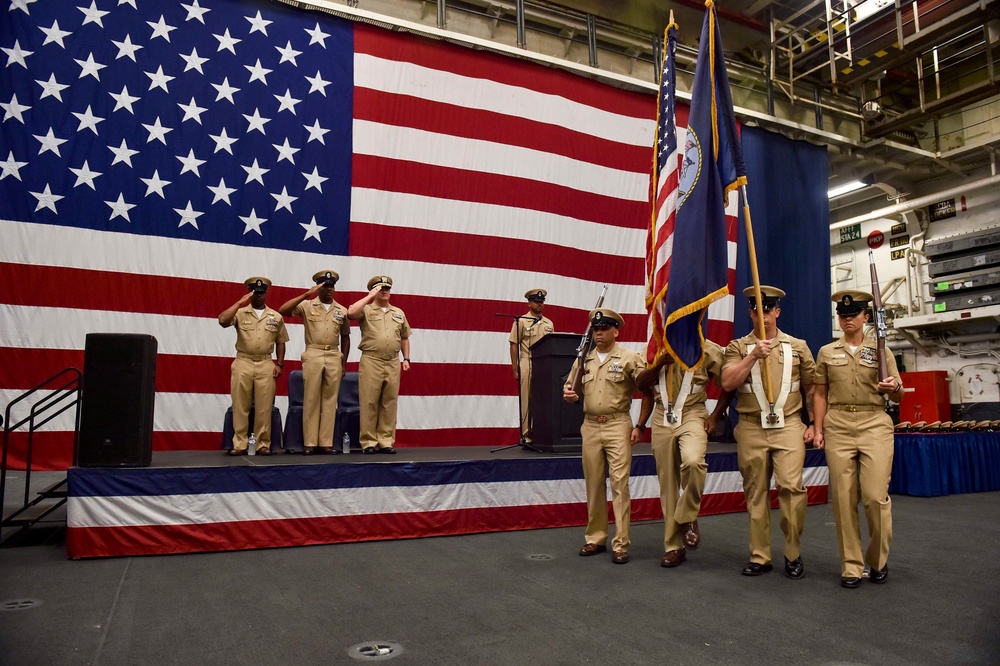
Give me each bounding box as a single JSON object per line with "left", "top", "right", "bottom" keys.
{"left": 899, "top": 371, "right": 951, "bottom": 423}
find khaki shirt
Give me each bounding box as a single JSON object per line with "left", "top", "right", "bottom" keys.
{"left": 566, "top": 343, "right": 644, "bottom": 416}
{"left": 357, "top": 303, "right": 411, "bottom": 355}
{"left": 723, "top": 329, "right": 815, "bottom": 417}
{"left": 294, "top": 298, "right": 348, "bottom": 347}
{"left": 509, "top": 314, "right": 554, "bottom": 356}
{"left": 653, "top": 340, "right": 724, "bottom": 409}
{"left": 815, "top": 335, "right": 902, "bottom": 407}
{"left": 233, "top": 306, "right": 289, "bottom": 355}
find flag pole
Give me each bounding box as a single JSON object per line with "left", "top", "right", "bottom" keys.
{"left": 739, "top": 183, "right": 775, "bottom": 406}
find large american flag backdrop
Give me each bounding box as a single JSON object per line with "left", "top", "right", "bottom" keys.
{"left": 0, "top": 0, "right": 736, "bottom": 470}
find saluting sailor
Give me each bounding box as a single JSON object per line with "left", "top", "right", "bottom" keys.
{"left": 279, "top": 271, "right": 351, "bottom": 455}
{"left": 347, "top": 275, "right": 412, "bottom": 454}
{"left": 721, "top": 286, "right": 816, "bottom": 579}
{"left": 218, "top": 277, "right": 289, "bottom": 456}
{"left": 813, "top": 290, "right": 903, "bottom": 588}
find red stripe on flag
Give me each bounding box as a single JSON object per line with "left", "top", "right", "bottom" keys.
{"left": 353, "top": 25, "right": 654, "bottom": 120}
{"left": 354, "top": 88, "right": 649, "bottom": 172}
{"left": 352, "top": 155, "right": 647, "bottom": 228}
{"left": 350, "top": 223, "right": 643, "bottom": 281}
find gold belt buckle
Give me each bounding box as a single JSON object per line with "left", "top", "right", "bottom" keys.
{"left": 323, "top": 345, "right": 331, "bottom": 351}
{"left": 845, "top": 405, "right": 857, "bottom": 412}
{"left": 595, "top": 415, "right": 609, "bottom": 423}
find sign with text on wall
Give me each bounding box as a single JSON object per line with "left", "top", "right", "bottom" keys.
{"left": 929, "top": 198, "right": 957, "bottom": 222}
{"left": 891, "top": 249, "right": 906, "bottom": 261}
{"left": 839, "top": 224, "right": 862, "bottom": 244}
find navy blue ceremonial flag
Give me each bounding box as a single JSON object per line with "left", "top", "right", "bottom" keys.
{"left": 662, "top": 2, "right": 746, "bottom": 370}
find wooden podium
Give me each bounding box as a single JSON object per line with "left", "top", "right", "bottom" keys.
{"left": 529, "top": 333, "right": 583, "bottom": 453}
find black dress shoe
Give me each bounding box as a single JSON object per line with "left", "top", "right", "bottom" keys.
{"left": 362, "top": 447, "right": 377, "bottom": 455}
{"left": 380, "top": 446, "right": 396, "bottom": 454}
{"left": 840, "top": 577, "right": 861, "bottom": 589}
{"left": 870, "top": 564, "right": 889, "bottom": 584}
{"left": 741, "top": 562, "right": 773, "bottom": 576}
{"left": 784, "top": 557, "right": 804, "bottom": 579}
{"left": 318, "top": 447, "right": 338, "bottom": 455}
{"left": 302, "top": 447, "right": 316, "bottom": 456}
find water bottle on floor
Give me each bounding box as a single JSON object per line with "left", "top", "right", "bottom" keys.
{"left": 248, "top": 432, "right": 256, "bottom": 456}
{"left": 342, "top": 432, "right": 351, "bottom": 454}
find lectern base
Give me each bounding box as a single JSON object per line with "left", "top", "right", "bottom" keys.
{"left": 531, "top": 436, "right": 582, "bottom": 454}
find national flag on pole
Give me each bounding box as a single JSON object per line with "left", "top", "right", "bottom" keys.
{"left": 647, "top": 2, "right": 745, "bottom": 370}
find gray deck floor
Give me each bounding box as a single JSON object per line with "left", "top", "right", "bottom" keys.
{"left": 1, "top": 468, "right": 997, "bottom": 665}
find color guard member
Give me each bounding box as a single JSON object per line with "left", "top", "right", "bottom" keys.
{"left": 813, "top": 290, "right": 903, "bottom": 588}
{"left": 218, "top": 277, "right": 288, "bottom": 456}
{"left": 347, "top": 275, "right": 412, "bottom": 454}
{"left": 509, "top": 288, "right": 554, "bottom": 443}
{"left": 279, "top": 271, "right": 351, "bottom": 455}
{"left": 721, "top": 286, "right": 816, "bottom": 578}
{"left": 637, "top": 341, "right": 734, "bottom": 568}
{"left": 563, "top": 309, "right": 645, "bottom": 564}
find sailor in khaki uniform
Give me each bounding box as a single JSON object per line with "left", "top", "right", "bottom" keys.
{"left": 563, "top": 309, "right": 645, "bottom": 564}
{"left": 721, "top": 286, "right": 816, "bottom": 578}
{"left": 509, "top": 288, "right": 554, "bottom": 443}
{"left": 218, "top": 277, "right": 289, "bottom": 456}
{"left": 279, "top": 271, "right": 351, "bottom": 455}
{"left": 813, "top": 290, "right": 903, "bottom": 588}
{"left": 637, "top": 341, "right": 734, "bottom": 568}
{"left": 347, "top": 275, "right": 412, "bottom": 454}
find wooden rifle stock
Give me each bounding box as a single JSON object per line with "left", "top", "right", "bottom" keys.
{"left": 869, "top": 250, "right": 889, "bottom": 382}
{"left": 568, "top": 284, "right": 608, "bottom": 396}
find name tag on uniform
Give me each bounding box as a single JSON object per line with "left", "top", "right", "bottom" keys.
{"left": 831, "top": 352, "right": 847, "bottom": 359}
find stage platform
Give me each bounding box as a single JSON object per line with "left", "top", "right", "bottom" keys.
{"left": 65, "top": 443, "right": 830, "bottom": 559}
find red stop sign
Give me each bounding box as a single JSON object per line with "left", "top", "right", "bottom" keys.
{"left": 867, "top": 230, "right": 884, "bottom": 249}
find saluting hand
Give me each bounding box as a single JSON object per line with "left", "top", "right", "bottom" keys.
{"left": 238, "top": 291, "right": 253, "bottom": 307}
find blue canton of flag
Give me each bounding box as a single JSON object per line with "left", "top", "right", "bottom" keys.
{"left": 0, "top": 0, "right": 352, "bottom": 254}
{"left": 660, "top": 2, "right": 746, "bottom": 370}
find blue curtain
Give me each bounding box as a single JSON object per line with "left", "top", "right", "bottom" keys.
{"left": 735, "top": 126, "right": 830, "bottom": 355}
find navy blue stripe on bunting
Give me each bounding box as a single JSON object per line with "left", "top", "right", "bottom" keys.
{"left": 69, "top": 449, "right": 827, "bottom": 497}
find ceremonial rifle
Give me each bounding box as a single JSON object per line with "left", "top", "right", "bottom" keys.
{"left": 869, "top": 250, "right": 889, "bottom": 382}
{"left": 568, "top": 284, "right": 608, "bottom": 396}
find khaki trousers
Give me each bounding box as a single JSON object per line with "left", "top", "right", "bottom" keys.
{"left": 517, "top": 357, "right": 532, "bottom": 440}
{"left": 230, "top": 356, "right": 275, "bottom": 452}
{"left": 823, "top": 410, "right": 894, "bottom": 577}
{"left": 734, "top": 419, "right": 807, "bottom": 564}
{"left": 581, "top": 414, "right": 633, "bottom": 553}
{"left": 301, "top": 348, "right": 344, "bottom": 449}
{"left": 358, "top": 353, "right": 401, "bottom": 449}
{"left": 651, "top": 403, "right": 709, "bottom": 552}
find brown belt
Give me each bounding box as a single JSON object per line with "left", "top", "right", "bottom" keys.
{"left": 585, "top": 412, "right": 629, "bottom": 423}
{"left": 831, "top": 404, "right": 882, "bottom": 412}
{"left": 306, "top": 344, "right": 339, "bottom": 351}
{"left": 362, "top": 351, "right": 398, "bottom": 361}
{"left": 236, "top": 352, "right": 269, "bottom": 362}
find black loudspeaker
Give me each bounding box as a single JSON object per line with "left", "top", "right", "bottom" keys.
{"left": 529, "top": 333, "right": 584, "bottom": 453}
{"left": 78, "top": 333, "right": 158, "bottom": 467}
